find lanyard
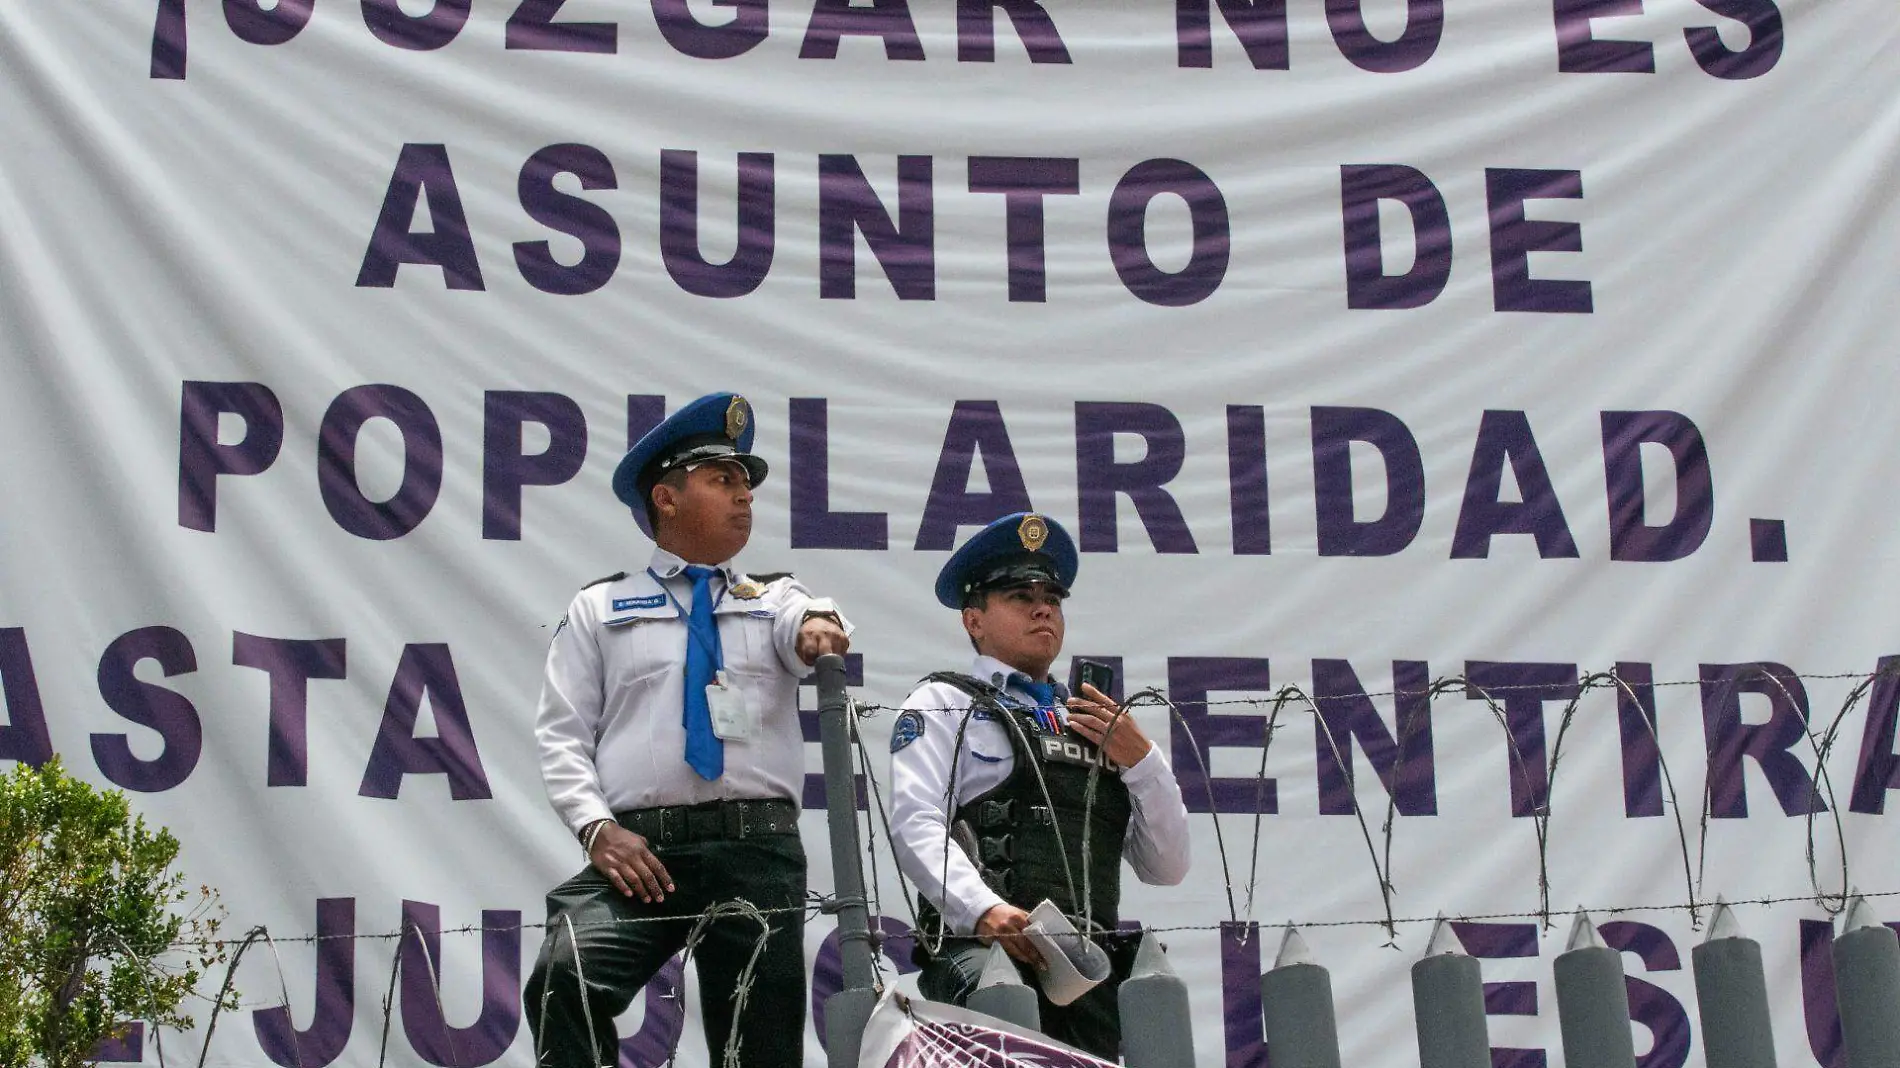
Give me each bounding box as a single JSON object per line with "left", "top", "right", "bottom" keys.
{"left": 646, "top": 567, "right": 727, "bottom": 669}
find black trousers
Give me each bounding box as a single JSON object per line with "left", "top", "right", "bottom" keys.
{"left": 917, "top": 932, "right": 1138, "bottom": 1061}
{"left": 523, "top": 833, "right": 807, "bottom": 1068}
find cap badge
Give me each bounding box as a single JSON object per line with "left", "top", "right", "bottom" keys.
{"left": 1018, "top": 514, "right": 1048, "bottom": 551}
{"left": 725, "top": 396, "right": 748, "bottom": 440}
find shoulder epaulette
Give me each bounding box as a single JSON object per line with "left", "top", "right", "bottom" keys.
{"left": 581, "top": 571, "right": 628, "bottom": 590}
{"left": 747, "top": 572, "right": 794, "bottom": 585}
{"left": 921, "top": 671, "right": 996, "bottom": 697}
{"left": 919, "top": 672, "right": 1011, "bottom": 724}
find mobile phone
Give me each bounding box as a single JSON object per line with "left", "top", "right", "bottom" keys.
{"left": 1067, "top": 658, "right": 1116, "bottom": 701}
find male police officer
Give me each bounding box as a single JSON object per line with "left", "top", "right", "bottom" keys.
{"left": 525, "top": 392, "right": 850, "bottom": 1068}
{"left": 888, "top": 511, "right": 1189, "bottom": 1058}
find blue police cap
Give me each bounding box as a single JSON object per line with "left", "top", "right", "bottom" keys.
{"left": 934, "top": 512, "right": 1078, "bottom": 610}
{"left": 611, "top": 393, "right": 768, "bottom": 513}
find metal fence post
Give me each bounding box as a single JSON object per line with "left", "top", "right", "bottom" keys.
{"left": 1260, "top": 926, "right": 1344, "bottom": 1068}
{"left": 967, "top": 942, "right": 1042, "bottom": 1031}
{"left": 1120, "top": 931, "right": 1194, "bottom": 1068}
{"left": 1691, "top": 898, "right": 1776, "bottom": 1068}
{"left": 1553, "top": 911, "right": 1637, "bottom": 1068}
{"left": 816, "top": 654, "right": 877, "bottom": 1068}
{"left": 1834, "top": 895, "right": 1900, "bottom": 1068}
{"left": 1413, "top": 916, "right": 1490, "bottom": 1068}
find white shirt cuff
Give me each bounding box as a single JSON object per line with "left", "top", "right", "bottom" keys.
{"left": 1119, "top": 741, "right": 1166, "bottom": 785}
{"left": 955, "top": 889, "right": 1009, "bottom": 937}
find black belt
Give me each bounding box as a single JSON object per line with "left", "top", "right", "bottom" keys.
{"left": 617, "top": 798, "right": 799, "bottom": 846}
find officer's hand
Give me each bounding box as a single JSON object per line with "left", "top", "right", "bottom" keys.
{"left": 976, "top": 903, "right": 1045, "bottom": 969}
{"left": 590, "top": 823, "right": 675, "bottom": 903}
{"left": 1066, "top": 684, "right": 1153, "bottom": 770}
{"left": 796, "top": 616, "right": 850, "bottom": 665}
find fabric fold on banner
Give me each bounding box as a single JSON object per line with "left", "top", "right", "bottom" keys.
{"left": 859, "top": 990, "right": 1118, "bottom": 1068}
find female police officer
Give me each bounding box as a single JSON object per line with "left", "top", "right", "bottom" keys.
{"left": 888, "top": 511, "right": 1188, "bottom": 1058}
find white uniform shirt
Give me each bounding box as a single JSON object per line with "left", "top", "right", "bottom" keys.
{"left": 535, "top": 547, "right": 851, "bottom": 836}
{"left": 888, "top": 654, "right": 1192, "bottom": 936}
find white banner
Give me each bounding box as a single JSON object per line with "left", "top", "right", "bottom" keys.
{"left": 3, "top": 1, "right": 1899, "bottom": 1066}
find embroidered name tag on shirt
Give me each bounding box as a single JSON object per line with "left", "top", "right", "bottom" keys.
{"left": 612, "top": 595, "right": 666, "bottom": 612}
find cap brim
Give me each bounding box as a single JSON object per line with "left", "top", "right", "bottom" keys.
{"left": 968, "top": 563, "right": 1069, "bottom": 598}
{"left": 683, "top": 452, "right": 769, "bottom": 488}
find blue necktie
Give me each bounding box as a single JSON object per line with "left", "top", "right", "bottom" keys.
{"left": 1012, "top": 674, "right": 1059, "bottom": 732}
{"left": 682, "top": 566, "right": 724, "bottom": 780}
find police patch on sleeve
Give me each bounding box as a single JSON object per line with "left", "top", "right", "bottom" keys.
{"left": 890, "top": 710, "right": 926, "bottom": 753}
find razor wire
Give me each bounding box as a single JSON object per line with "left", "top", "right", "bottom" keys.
{"left": 129, "top": 661, "right": 1900, "bottom": 1064}
{"left": 160, "top": 891, "right": 1900, "bottom": 1067}
{"left": 850, "top": 660, "right": 1896, "bottom": 934}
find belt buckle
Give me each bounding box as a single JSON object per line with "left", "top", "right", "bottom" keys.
{"left": 731, "top": 801, "right": 750, "bottom": 839}
{"left": 687, "top": 808, "right": 718, "bottom": 840}
{"left": 661, "top": 807, "right": 683, "bottom": 846}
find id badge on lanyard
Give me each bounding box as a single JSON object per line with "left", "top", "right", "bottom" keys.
{"left": 707, "top": 670, "right": 754, "bottom": 741}
{"left": 650, "top": 568, "right": 755, "bottom": 742}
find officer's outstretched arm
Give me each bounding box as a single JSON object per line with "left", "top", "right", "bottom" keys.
{"left": 763, "top": 576, "right": 853, "bottom": 674}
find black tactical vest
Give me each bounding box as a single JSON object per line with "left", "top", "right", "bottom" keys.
{"left": 915, "top": 672, "right": 1133, "bottom": 951}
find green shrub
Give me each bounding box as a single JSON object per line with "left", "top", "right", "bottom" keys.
{"left": 0, "top": 757, "right": 230, "bottom": 1068}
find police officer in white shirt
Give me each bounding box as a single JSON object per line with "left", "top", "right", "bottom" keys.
{"left": 888, "top": 511, "right": 1189, "bottom": 1058}
{"left": 525, "top": 392, "right": 851, "bottom": 1068}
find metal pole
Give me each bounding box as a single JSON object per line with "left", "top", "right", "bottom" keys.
{"left": 1834, "top": 895, "right": 1900, "bottom": 1068}
{"left": 1413, "top": 916, "right": 1490, "bottom": 1068}
{"left": 1120, "top": 931, "right": 1194, "bottom": 1068}
{"left": 967, "top": 942, "right": 1042, "bottom": 1031}
{"left": 1690, "top": 898, "right": 1776, "bottom": 1068}
{"left": 816, "top": 654, "right": 878, "bottom": 1068}
{"left": 1553, "top": 911, "right": 1637, "bottom": 1068}
{"left": 1260, "top": 926, "right": 1344, "bottom": 1068}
